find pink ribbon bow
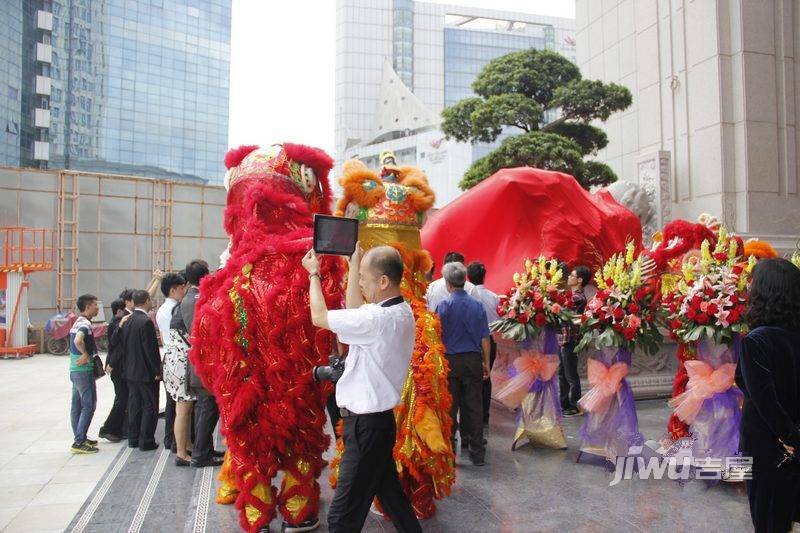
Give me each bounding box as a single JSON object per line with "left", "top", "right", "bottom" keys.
{"left": 669, "top": 360, "right": 736, "bottom": 424}
{"left": 494, "top": 352, "right": 559, "bottom": 409}
{"left": 578, "top": 359, "right": 630, "bottom": 415}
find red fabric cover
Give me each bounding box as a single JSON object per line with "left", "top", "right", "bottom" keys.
{"left": 421, "top": 167, "right": 643, "bottom": 293}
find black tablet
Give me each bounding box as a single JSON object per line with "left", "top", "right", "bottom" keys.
{"left": 313, "top": 214, "right": 359, "bottom": 256}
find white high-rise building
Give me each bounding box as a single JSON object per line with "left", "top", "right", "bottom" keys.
{"left": 335, "top": 0, "right": 575, "bottom": 206}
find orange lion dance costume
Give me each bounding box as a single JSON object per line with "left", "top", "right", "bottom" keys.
{"left": 190, "top": 144, "right": 345, "bottom": 532}
{"left": 329, "top": 158, "right": 455, "bottom": 519}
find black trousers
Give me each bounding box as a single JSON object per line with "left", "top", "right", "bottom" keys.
{"left": 559, "top": 342, "right": 582, "bottom": 411}
{"left": 746, "top": 468, "right": 800, "bottom": 532}
{"left": 192, "top": 394, "right": 219, "bottom": 461}
{"left": 327, "top": 411, "right": 421, "bottom": 533}
{"left": 100, "top": 370, "right": 128, "bottom": 437}
{"left": 446, "top": 352, "right": 485, "bottom": 461}
{"left": 326, "top": 391, "right": 342, "bottom": 439}
{"left": 481, "top": 338, "right": 497, "bottom": 423}
{"left": 163, "top": 386, "right": 176, "bottom": 450}
{"left": 127, "top": 380, "right": 159, "bottom": 447}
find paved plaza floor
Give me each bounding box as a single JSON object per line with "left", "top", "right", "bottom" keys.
{"left": 0, "top": 354, "right": 752, "bottom": 532}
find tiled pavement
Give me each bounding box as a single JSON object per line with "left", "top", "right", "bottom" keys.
{"left": 1, "top": 355, "right": 752, "bottom": 532}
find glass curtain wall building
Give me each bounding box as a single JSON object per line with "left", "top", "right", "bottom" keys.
{"left": 0, "top": 1, "right": 24, "bottom": 166}
{"left": 2, "top": 0, "right": 231, "bottom": 184}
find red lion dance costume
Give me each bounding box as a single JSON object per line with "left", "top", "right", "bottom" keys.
{"left": 330, "top": 159, "right": 455, "bottom": 518}
{"left": 190, "top": 144, "right": 345, "bottom": 532}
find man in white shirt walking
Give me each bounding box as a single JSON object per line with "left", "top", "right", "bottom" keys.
{"left": 303, "top": 243, "right": 422, "bottom": 533}
{"left": 425, "top": 251, "right": 477, "bottom": 311}
{"left": 467, "top": 261, "right": 499, "bottom": 426}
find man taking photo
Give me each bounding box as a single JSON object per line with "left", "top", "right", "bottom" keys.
{"left": 302, "top": 243, "right": 421, "bottom": 533}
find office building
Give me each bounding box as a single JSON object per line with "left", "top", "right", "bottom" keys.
{"left": 575, "top": 0, "right": 800, "bottom": 247}
{"left": 1, "top": 0, "right": 231, "bottom": 184}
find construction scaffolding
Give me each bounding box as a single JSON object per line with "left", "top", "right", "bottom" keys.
{"left": 0, "top": 166, "right": 228, "bottom": 323}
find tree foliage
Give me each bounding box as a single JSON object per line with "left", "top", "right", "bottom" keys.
{"left": 441, "top": 48, "right": 632, "bottom": 190}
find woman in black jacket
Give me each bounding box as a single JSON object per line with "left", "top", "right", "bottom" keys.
{"left": 98, "top": 299, "right": 128, "bottom": 442}
{"left": 736, "top": 258, "right": 800, "bottom": 532}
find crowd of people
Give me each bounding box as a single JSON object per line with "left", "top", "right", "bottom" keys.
{"left": 64, "top": 244, "right": 800, "bottom": 532}
{"left": 67, "top": 260, "right": 224, "bottom": 468}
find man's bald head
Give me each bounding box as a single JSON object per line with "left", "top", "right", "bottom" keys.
{"left": 363, "top": 246, "right": 404, "bottom": 286}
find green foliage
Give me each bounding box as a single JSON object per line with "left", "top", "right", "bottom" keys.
{"left": 547, "top": 122, "right": 608, "bottom": 156}
{"left": 551, "top": 80, "right": 633, "bottom": 122}
{"left": 459, "top": 132, "right": 584, "bottom": 190}
{"left": 472, "top": 49, "right": 581, "bottom": 103}
{"left": 441, "top": 48, "right": 633, "bottom": 190}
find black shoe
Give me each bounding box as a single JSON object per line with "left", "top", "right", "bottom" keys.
{"left": 471, "top": 457, "right": 486, "bottom": 466}
{"left": 85, "top": 438, "right": 98, "bottom": 446}
{"left": 281, "top": 517, "right": 320, "bottom": 532}
{"left": 99, "top": 431, "right": 122, "bottom": 443}
{"left": 175, "top": 457, "right": 191, "bottom": 467}
{"left": 128, "top": 440, "right": 139, "bottom": 448}
{"left": 212, "top": 449, "right": 225, "bottom": 458}
{"left": 191, "top": 457, "right": 224, "bottom": 468}
{"left": 139, "top": 443, "right": 159, "bottom": 452}
{"left": 563, "top": 408, "right": 580, "bottom": 417}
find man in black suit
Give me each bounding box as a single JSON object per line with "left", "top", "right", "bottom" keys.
{"left": 123, "top": 289, "right": 162, "bottom": 451}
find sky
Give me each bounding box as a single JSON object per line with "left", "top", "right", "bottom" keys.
{"left": 227, "top": 0, "right": 576, "bottom": 157}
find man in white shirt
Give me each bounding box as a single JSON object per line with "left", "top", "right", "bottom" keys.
{"left": 154, "top": 272, "right": 186, "bottom": 453}
{"left": 426, "top": 251, "right": 477, "bottom": 311}
{"left": 303, "top": 244, "right": 421, "bottom": 533}
{"left": 467, "top": 261, "right": 500, "bottom": 426}
{"left": 155, "top": 272, "right": 187, "bottom": 348}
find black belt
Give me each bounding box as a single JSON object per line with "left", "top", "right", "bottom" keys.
{"left": 340, "top": 407, "right": 393, "bottom": 418}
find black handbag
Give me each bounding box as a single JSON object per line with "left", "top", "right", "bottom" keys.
{"left": 92, "top": 354, "right": 105, "bottom": 380}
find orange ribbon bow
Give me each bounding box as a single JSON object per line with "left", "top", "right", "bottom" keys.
{"left": 669, "top": 360, "right": 736, "bottom": 424}
{"left": 578, "top": 359, "right": 630, "bottom": 415}
{"left": 494, "top": 352, "right": 559, "bottom": 409}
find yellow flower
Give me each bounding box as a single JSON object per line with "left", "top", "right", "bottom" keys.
{"left": 625, "top": 241, "right": 635, "bottom": 266}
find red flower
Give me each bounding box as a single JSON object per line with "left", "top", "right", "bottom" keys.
{"left": 687, "top": 308, "right": 697, "bottom": 320}
{"left": 704, "top": 288, "right": 715, "bottom": 298}
{"left": 497, "top": 306, "right": 506, "bottom": 317}
{"left": 628, "top": 302, "right": 641, "bottom": 314}
{"left": 612, "top": 307, "right": 625, "bottom": 321}
{"left": 622, "top": 327, "right": 637, "bottom": 341}
{"left": 670, "top": 319, "right": 682, "bottom": 331}
{"left": 518, "top": 312, "right": 530, "bottom": 324}
{"left": 605, "top": 278, "right": 614, "bottom": 287}
{"left": 668, "top": 302, "right": 678, "bottom": 314}
{"left": 534, "top": 313, "right": 547, "bottom": 327}
{"left": 695, "top": 312, "right": 709, "bottom": 325}
{"left": 532, "top": 296, "right": 544, "bottom": 310}
{"left": 714, "top": 252, "right": 728, "bottom": 261}
{"left": 706, "top": 303, "right": 719, "bottom": 316}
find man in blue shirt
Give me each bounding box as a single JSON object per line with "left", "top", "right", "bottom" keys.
{"left": 69, "top": 294, "right": 100, "bottom": 454}
{"left": 435, "top": 262, "right": 491, "bottom": 466}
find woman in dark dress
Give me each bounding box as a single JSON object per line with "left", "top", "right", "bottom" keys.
{"left": 736, "top": 258, "right": 800, "bottom": 532}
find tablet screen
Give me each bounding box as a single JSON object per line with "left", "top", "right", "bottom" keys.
{"left": 313, "top": 214, "right": 359, "bottom": 256}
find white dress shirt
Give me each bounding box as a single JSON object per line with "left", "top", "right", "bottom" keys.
{"left": 426, "top": 277, "right": 476, "bottom": 312}
{"left": 472, "top": 284, "right": 500, "bottom": 324}
{"left": 328, "top": 299, "right": 415, "bottom": 414}
{"left": 155, "top": 297, "right": 178, "bottom": 349}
